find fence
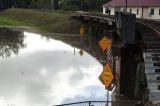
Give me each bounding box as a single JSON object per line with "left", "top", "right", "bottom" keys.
{"left": 53, "top": 101, "right": 141, "bottom": 106}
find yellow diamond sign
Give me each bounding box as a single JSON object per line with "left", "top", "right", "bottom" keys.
{"left": 99, "top": 64, "right": 113, "bottom": 87}
{"left": 80, "top": 26, "right": 85, "bottom": 36}
{"left": 98, "top": 36, "right": 110, "bottom": 51}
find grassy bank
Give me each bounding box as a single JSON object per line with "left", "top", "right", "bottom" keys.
{"left": 0, "top": 8, "right": 82, "bottom": 34}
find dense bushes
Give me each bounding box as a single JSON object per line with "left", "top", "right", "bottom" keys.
{"left": 0, "top": 0, "right": 110, "bottom": 11}
{"left": 62, "top": 5, "right": 79, "bottom": 11}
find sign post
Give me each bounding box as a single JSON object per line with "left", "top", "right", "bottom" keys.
{"left": 99, "top": 64, "right": 113, "bottom": 105}
{"left": 98, "top": 35, "right": 112, "bottom": 106}
{"left": 79, "top": 26, "right": 85, "bottom": 56}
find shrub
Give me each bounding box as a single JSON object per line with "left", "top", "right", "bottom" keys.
{"left": 62, "top": 5, "right": 80, "bottom": 11}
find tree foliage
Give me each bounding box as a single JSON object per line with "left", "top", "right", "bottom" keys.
{"left": 0, "top": 0, "right": 52, "bottom": 9}
{"left": 61, "top": 0, "right": 80, "bottom": 11}
{"left": 0, "top": 0, "right": 110, "bottom": 11}
{"left": 16, "top": 0, "right": 31, "bottom": 8}
{"left": 61, "top": 0, "right": 109, "bottom": 11}
{"left": 53, "top": 0, "right": 59, "bottom": 10}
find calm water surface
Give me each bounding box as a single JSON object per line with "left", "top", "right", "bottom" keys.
{"left": 0, "top": 28, "right": 109, "bottom": 106}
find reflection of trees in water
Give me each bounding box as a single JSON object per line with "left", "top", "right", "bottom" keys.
{"left": 0, "top": 27, "right": 25, "bottom": 58}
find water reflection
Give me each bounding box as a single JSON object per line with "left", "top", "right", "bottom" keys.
{"left": 0, "top": 29, "right": 108, "bottom": 106}
{"left": 0, "top": 27, "right": 25, "bottom": 58}
{"left": 51, "top": 35, "right": 105, "bottom": 65}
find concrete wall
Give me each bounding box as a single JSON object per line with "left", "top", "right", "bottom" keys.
{"left": 148, "top": 7, "right": 160, "bottom": 19}
{"left": 127, "top": 7, "right": 143, "bottom": 18}
{"left": 143, "top": 8, "right": 149, "bottom": 19}
{"left": 119, "top": 7, "right": 143, "bottom": 18}
{"left": 111, "top": 8, "right": 115, "bottom": 15}
{"left": 103, "top": 6, "right": 160, "bottom": 19}
{"left": 103, "top": 6, "right": 106, "bottom": 14}
{"left": 103, "top": 6, "right": 115, "bottom": 15}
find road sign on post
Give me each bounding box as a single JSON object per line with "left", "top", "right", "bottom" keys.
{"left": 98, "top": 36, "right": 110, "bottom": 51}
{"left": 99, "top": 64, "right": 113, "bottom": 87}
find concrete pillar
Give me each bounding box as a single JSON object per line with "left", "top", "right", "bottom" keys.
{"left": 103, "top": 6, "right": 106, "bottom": 14}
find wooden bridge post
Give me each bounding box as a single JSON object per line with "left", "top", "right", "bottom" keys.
{"left": 103, "top": 21, "right": 107, "bottom": 36}
{"left": 89, "top": 17, "right": 93, "bottom": 36}
{"left": 92, "top": 19, "right": 98, "bottom": 37}
{"left": 113, "top": 12, "right": 139, "bottom": 98}
{"left": 115, "top": 11, "right": 136, "bottom": 44}
{"left": 96, "top": 18, "right": 101, "bottom": 39}
{"left": 101, "top": 23, "right": 105, "bottom": 37}
{"left": 97, "top": 22, "right": 101, "bottom": 39}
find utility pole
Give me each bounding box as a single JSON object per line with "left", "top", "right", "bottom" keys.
{"left": 0, "top": 0, "right": 3, "bottom": 9}
{"left": 12, "top": 0, "right": 17, "bottom": 8}
{"left": 126, "top": 0, "right": 127, "bottom": 12}
{"left": 51, "top": 0, "right": 54, "bottom": 8}
{"left": 81, "top": 0, "right": 83, "bottom": 11}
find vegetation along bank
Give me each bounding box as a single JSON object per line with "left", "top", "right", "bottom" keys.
{"left": 0, "top": 8, "right": 82, "bottom": 34}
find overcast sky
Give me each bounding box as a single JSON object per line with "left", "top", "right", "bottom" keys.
{"left": 0, "top": 32, "right": 109, "bottom": 106}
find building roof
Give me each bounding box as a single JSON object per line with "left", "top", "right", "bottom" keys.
{"left": 103, "top": 0, "right": 160, "bottom": 7}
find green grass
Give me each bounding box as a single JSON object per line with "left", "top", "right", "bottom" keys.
{"left": 0, "top": 16, "right": 31, "bottom": 26}
{"left": 0, "top": 8, "right": 82, "bottom": 34}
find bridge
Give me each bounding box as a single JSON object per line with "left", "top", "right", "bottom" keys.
{"left": 54, "top": 12, "right": 160, "bottom": 105}
{"left": 80, "top": 12, "right": 160, "bottom": 104}
{"left": 73, "top": 12, "right": 160, "bottom": 103}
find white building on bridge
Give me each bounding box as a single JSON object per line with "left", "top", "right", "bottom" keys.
{"left": 103, "top": 0, "right": 160, "bottom": 19}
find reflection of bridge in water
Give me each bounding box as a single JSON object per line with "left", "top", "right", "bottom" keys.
{"left": 51, "top": 34, "right": 141, "bottom": 106}
{"left": 51, "top": 34, "right": 107, "bottom": 65}
{"left": 54, "top": 11, "right": 160, "bottom": 105}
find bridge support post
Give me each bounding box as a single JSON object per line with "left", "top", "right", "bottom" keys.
{"left": 110, "top": 12, "right": 138, "bottom": 98}
{"left": 89, "top": 17, "right": 93, "bottom": 36}
{"left": 88, "top": 101, "right": 91, "bottom": 106}
{"left": 115, "top": 11, "right": 136, "bottom": 44}
{"left": 96, "top": 22, "right": 100, "bottom": 39}
{"left": 98, "top": 22, "right": 102, "bottom": 39}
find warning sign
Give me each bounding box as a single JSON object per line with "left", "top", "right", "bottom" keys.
{"left": 98, "top": 36, "right": 110, "bottom": 51}
{"left": 80, "top": 26, "right": 85, "bottom": 36}
{"left": 79, "top": 49, "right": 84, "bottom": 56}
{"left": 99, "top": 64, "right": 113, "bottom": 87}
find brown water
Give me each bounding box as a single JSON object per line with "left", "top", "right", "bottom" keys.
{"left": 0, "top": 27, "right": 145, "bottom": 106}
{"left": 0, "top": 27, "right": 110, "bottom": 106}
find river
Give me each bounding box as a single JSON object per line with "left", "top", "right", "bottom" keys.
{"left": 0, "top": 27, "right": 109, "bottom": 106}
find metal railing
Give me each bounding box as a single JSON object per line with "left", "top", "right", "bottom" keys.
{"left": 53, "top": 101, "right": 140, "bottom": 106}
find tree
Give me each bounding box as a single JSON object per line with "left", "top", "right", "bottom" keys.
{"left": 0, "top": 0, "right": 110, "bottom": 10}
{"left": 61, "top": 0, "right": 80, "bottom": 11}
{"left": 1, "top": 0, "right": 12, "bottom": 8}
{"left": 60, "top": 0, "right": 110, "bottom": 11}
{"left": 16, "top": 0, "right": 31, "bottom": 8}
{"left": 0, "top": 28, "right": 25, "bottom": 58}
{"left": 83, "top": 0, "right": 109, "bottom": 11}
{"left": 52, "top": 0, "right": 59, "bottom": 10}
